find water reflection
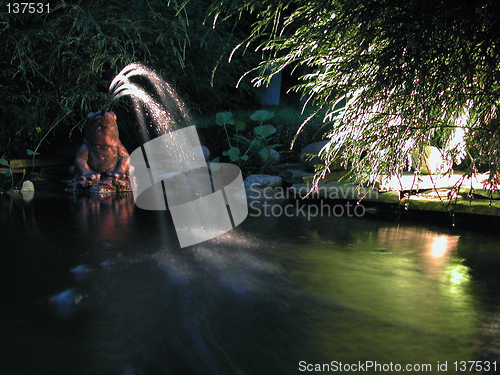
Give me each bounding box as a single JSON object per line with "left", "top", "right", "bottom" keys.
{"left": 1, "top": 194, "right": 500, "bottom": 374}
{"left": 255, "top": 217, "right": 481, "bottom": 368}
{"left": 376, "top": 226, "right": 461, "bottom": 275}
{"left": 70, "top": 193, "right": 136, "bottom": 250}
{"left": 429, "top": 235, "right": 451, "bottom": 258}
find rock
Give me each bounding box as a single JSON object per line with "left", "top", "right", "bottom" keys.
{"left": 300, "top": 141, "right": 344, "bottom": 171}
{"left": 20, "top": 180, "right": 35, "bottom": 202}
{"left": 260, "top": 148, "right": 280, "bottom": 164}
{"left": 21, "top": 180, "right": 35, "bottom": 192}
{"left": 244, "top": 174, "right": 283, "bottom": 190}
{"left": 244, "top": 174, "right": 285, "bottom": 204}
{"left": 282, "top": 168, "right": 315, "bottom": 184}
{"left": 202, "top": 146, "right": 210, "bottom": 160}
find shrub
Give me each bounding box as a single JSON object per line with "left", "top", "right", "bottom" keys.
{"left": 0, "top": 0, "right": 258, "bottom": 159}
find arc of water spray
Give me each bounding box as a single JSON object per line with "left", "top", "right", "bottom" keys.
{"left": 103, "top": 63, "right": 248, "bottom": 248}
{"left": 102, "top": 63, "right": 189, "bottom": 136}
{"left": 107, "top": 63, "right": 179, "bottom": 112}
{"left": 103, "top": 67, "right": 165, "bottom": 123}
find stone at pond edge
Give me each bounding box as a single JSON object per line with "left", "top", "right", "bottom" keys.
{"left": 244, "top": 174, "right": 283, "bottom": 190}
{"left": 21, "top": 180, "right": 35, "bottom": 192}
{"left": 10, "top": 180, "right": 36, "bottom": 202}
{"left": 245, "top": 174, "right": 285, "bottom": 203}
{"left": 260, "top": 148, "right": 280, "bottom": 164}
{"left": 201, "top": 146, "right": 210, "bottom": 160}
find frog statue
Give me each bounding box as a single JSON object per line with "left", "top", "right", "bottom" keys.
{"left": 67, "top": 111, "right": 134, "bottom": 194}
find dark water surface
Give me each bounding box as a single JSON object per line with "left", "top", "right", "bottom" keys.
{"left": 1, "top": 192, "right": 500, "bottom": 374}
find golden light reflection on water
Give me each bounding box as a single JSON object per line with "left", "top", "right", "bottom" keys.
{"left": 291, "top": 224, "right": 478, "bottom": 360}
{"left": 429, "top": 235, "right": 450, "bottom": 258}
{"left": 448, "top": 264, "right": 469, "bottom": 285}
{"left": 376, "top": 226, "right": 461, "bottom": 275}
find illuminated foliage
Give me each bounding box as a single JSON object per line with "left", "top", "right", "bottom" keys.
{"left": 211, "top": 0, "right": 500, "bottom": 186}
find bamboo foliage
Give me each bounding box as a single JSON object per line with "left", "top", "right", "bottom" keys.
{"left": 211, "top": 0, "right": 500, "bottom": 186}
{"left": 0, "top": 0, "right": 257, "bottom": 159}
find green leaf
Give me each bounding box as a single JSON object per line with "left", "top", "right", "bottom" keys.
{"left": 254, "top": 124, "right": 277, "bottom": 138}
{"left": 215, "top": 112, "right": 234, "bottom": 126}
{"left": 26, "top": 149, "right": 40, "bottom": 156}
{"left": 0, "top": 158, "right": 10, "bottom": 167}
{"left": 250, "top": 110, "right": 274, "bottom": 123}
{"left": 235, "top": 120, "right": 246, "bottom": 132}
{"left": 223, "top": 146, "right": 241, "bottom": 161}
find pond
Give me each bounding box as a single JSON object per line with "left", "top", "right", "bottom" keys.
{"left": 1, "top": 192, "right": 499, "bottom": 374}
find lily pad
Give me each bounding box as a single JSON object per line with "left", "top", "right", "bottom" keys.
{"left": 216, "top": 112, "right": 235, "bottom": 126}
{"left": 250, "top": 110, "right": 274, "bottom": 123}
{"left": 254, "top": 124, "right": 277, "bottom": 138}
{"left": 223, "top": 146, "right": 240, "bottom": 162}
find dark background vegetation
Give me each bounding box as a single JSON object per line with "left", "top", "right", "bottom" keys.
{"left": 0, "top": 0, "right": 260, "bottom": 159}
{"left": 2, "top": 0, "right": 500, "bottom": 187}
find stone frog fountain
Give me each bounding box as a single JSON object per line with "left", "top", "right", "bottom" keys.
{"left": 67, "top": 111, "right": 134, "bottom": 194}
{"left": 66, "top": 62, "right": 248, "bottom": 246}
{"left": 66, "top": 62, "right": 186, "bottom": 195}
